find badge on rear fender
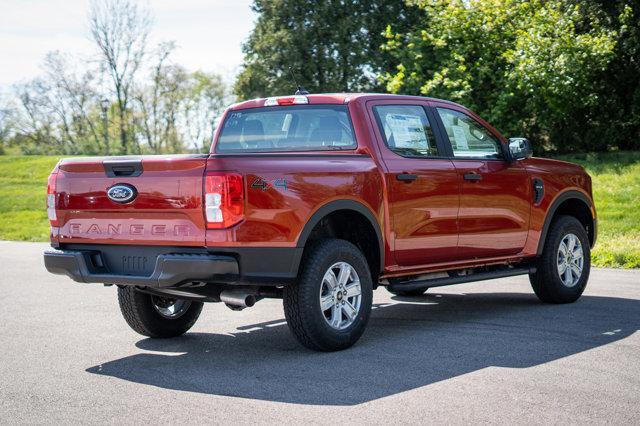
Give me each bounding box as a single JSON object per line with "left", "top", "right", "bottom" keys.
{"left": 107, "top": 184, "right": 137, "bottom": 203}
{"left": 251, "top": 177, "right": 287, "bottom": 192}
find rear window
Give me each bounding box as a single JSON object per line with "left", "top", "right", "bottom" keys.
{"left": 215, "top": 105, "right": 356, "bottom": 153}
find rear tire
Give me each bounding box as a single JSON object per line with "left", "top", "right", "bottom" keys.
{"left": 117, "top": 287, "right": 203, "bottom": 338}
{"left": 283, "top": 239, "right": 373, "bottom": 351}
{"left": 386, "top": 287, "right": 428, "bottom": 297}
{"left": 529, "top": 215, "right": 590, "bottom": 304}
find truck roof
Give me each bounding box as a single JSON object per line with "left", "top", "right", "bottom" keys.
{"left": 230, "top": 93, "right": 465, "bottom": 110}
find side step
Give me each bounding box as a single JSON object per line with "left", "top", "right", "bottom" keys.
{"left": 386, "top": 266, "right": 535, "bottom": 293}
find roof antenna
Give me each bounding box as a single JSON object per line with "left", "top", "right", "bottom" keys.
{"left": 288, "top": 67, "right": 309, "bottom": 95}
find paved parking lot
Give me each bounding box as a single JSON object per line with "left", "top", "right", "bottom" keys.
{"left": 1, "top": 241, "right": 639, "bottom": 424}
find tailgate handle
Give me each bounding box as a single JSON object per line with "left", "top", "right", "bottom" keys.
{"left": 103, "top": 160, "right": 143, "bottom": 177}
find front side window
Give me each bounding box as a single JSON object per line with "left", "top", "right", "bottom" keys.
{"left": 216, "top": 105, "right": 356, "bottom": 153}
{"left": 436, "top": 108, "right": 502, "bottom": 159}
{"left": 373, "top": 105, "right": 438, "bottom": 158}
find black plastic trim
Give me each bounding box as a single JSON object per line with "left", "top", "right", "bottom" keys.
{"left": 296, "top": 199, "right": 384, "bottom": 272}
{"left": 536, "top": 190, "right": 594, "bottom": 255}
{"left": 387, "top": 266, "right": 535, "bottom": 293}
{"left": 45, "top": 244, "right": 304, "bottom": 287}
{"left": 44, "top": 249, "right": 238, "bottom": 287}
{"left": 103, "top": 159, "right": 143, "bottom": 177}
{"left": 207, "top": 247, "right": 304, "bottom": 283}
{"left": 532, "top": 178, "right": 544, "bottom": 204}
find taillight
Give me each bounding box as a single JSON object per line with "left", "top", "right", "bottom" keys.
{"left": 47, "top": 172, "right": 58, "bottom": 226}
{"left": 204, "top": 173, "right": 244, "bottom": 229}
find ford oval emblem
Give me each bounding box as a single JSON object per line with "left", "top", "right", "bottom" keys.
{"left": 107, "top": 184, "right": 137, "bottom": 204}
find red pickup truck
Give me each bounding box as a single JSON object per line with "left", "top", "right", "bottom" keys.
{"left": 44, "top": 93, "right": 596, "bottom": 351}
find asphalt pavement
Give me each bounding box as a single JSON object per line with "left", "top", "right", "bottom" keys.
{"left": 1, "top": 241, "right": 639, "bottom": 424}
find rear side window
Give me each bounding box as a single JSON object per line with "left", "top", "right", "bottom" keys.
{"left": 373, "top": 105, "right": 439, "bottom": 158}
{"left": 216, "top": 105, "right": 356, "bottom": 153}
{"left": 436, "top": 108, "right": 502, "bottom": 159}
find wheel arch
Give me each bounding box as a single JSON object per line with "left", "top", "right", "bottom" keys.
{"left": 296, "top": 200, "right": 384, "bottom": 278}
{"left": 537, "top": 190, "right": 595, "bottom": 256}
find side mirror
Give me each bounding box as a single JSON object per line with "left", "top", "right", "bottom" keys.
{"left": 508, "top": 137, "right": 532, "bottom": 161}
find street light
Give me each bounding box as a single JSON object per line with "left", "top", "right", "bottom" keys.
{"left": 100, "top": 98, "right": 110, "bottom": 155}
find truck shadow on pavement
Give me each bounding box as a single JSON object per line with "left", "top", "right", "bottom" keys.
{"left": 86, "top": 292, "right": 639, "bottom": 405}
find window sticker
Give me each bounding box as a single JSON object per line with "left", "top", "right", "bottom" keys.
{"left": 451, "top": 126, "right": 469, "bottom": 150}
{"left": 385, "top": 114, "right": 427, "bottom": 149}
{"left": 281, "top": 114, "right": 292, "bottom": 132}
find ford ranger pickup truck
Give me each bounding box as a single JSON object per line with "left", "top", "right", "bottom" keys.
{"left": 43, "top": 93, "right": 597, "bottom": 351}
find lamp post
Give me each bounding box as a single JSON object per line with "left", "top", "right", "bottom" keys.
{"left": 100, "top": 98, "right": 110, "bottom": 155}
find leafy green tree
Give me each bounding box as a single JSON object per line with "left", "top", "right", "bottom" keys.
{"left": 382, "top": 0, "right": 627, "bottom": 153}
{"left": 567, "top": 0, "right": 640, "bottom": 151}
{"left": 235, "top": 0, "right": 422, "bottom": 99}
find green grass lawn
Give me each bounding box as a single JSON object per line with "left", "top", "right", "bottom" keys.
{"left": 0, "top": 153, "right": 638, "bottom": 267}
{"left": 0, "top": 156, "right": 60, "bottom": 242}
{"left": 555, "top": 152, "right": 640, "bottom": 268}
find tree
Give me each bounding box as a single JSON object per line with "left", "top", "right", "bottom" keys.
{"left": 180, "top": 71, "right": 228, "bottom": 152}
{"left": 5, "top": 0, "right": 233, "bottom": 156}
{"left": 134, "top": 43, "right": 229, "bottom": 154}
{"left": 134, "top": 42, "right": 181, "bottom": 154}
{"left": 566, "top": 0, "right": 640, "bottom": 151}
{"left": 89, "top": 0, "right": 152, "bottom": 154}
{"left": 381, "top": 0, "right": 623, "bottom": 153}
{"left": 42, "top": 52, "right": 105, "bottom": 153}
{"left": 12, "top": 51, "right": 106, "bottom": 155}
{"left": 235, "top": 0, "right": 422, "bottom": 99}
{"left": 0, "top": 95, "right": 15, "bottom": 154}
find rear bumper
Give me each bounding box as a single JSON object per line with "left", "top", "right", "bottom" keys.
{"left": 43, "top": 244, "right": 303, "bottom": 287}
{"left": 44, "top": 249, "right": 239, "bottom": 287}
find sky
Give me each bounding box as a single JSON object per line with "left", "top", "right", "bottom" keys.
{"left": 0, "top": 0, "right": 256, "bottom": 92}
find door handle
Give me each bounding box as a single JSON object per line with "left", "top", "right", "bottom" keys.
{"left": 463, "top": 172, "right": 482, "bottom": 181}
{"left": 396, "top": 173, "right": 418, "bottom": 182}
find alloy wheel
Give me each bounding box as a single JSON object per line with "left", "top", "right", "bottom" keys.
{"left": 319, "top": 262, "right": 362, "bottom": 330}
{"left": 557, "top": 233, "right": 584, "bottom": 288}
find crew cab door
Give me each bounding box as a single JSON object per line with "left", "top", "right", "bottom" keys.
{"left": 367, "top": 100, "right": 460, "bottom": 266}
{"left": 430, "top": 104, "right": 531, "bottom": 258}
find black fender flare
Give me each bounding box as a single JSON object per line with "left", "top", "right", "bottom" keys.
{"left": 537, "top": 190, "right": 594, "bottom": 255}
{"left": 296, "top": 199, "right": 384, "bottom": 273}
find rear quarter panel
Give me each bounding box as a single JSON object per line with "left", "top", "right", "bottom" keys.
{"left": 204, "top": 154, "right": 384, "bottom": 248}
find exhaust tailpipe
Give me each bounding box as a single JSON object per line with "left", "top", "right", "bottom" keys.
{"left": 220, "top": 289, "right": 257, "bottom": 309}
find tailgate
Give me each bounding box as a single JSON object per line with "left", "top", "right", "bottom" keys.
{"left": 54, "top": 155, "right": 208, "bottom": 246}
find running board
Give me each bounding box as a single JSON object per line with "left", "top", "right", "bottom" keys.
{"left": 387, "top": 266, "right": 535, "bottom": 293}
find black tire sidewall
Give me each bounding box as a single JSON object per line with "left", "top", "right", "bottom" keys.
{"left": 284, "top": 239, "right": 373, "bottom": 351}
{"left": 534, "top": 216, "right": 591, "bottom": 303}
{"left": 118, "top": 287, "right": 203, "bottom": 338}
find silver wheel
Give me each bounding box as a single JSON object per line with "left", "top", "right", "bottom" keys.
{"left": 557, "top": 233, "right": 584, "bottom": 288}
{"left": 151, "top": 296, "right": 192, "bottom": 319}
{"left": 319, "top": 261, "right": 362, "bottom": 330}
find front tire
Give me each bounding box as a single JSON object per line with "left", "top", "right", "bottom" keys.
{"left": 283, "top": 239, "right": 373, "bottom": 351}
{"left": 529, "top": 215, "right": 591, "bottom": 304}
{"left": 117, "top": 287, "right": 203, "bottom": 338}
